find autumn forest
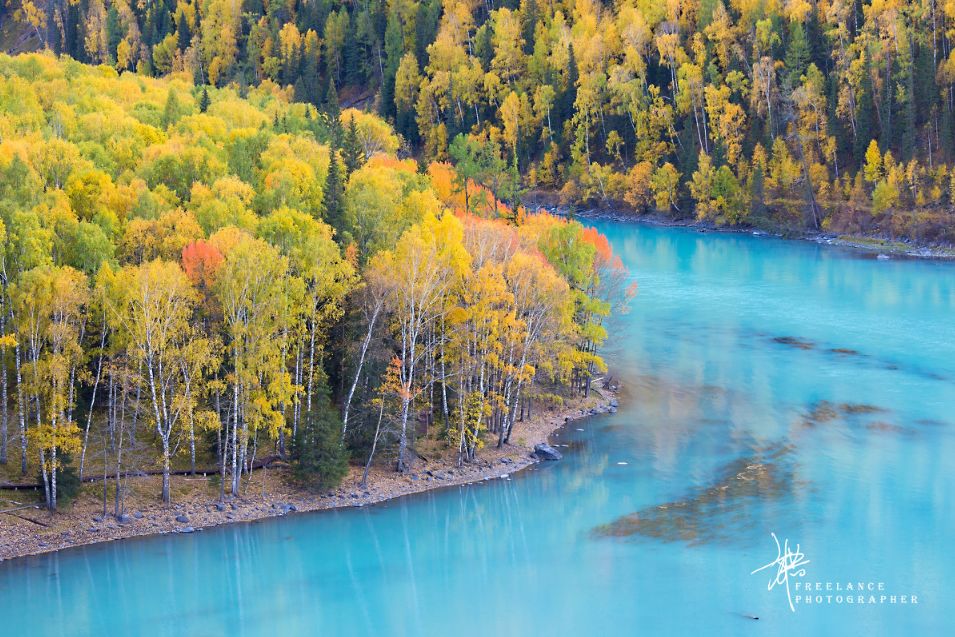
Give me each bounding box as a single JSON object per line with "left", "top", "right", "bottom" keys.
{"left": 0, "top": 0, "right": 953, "bottom": 514}
{"left": 4, "top": 0, "right": 955, "bottom": 243}
{"left": 0, "top": 50, "right": 631, "bottom": 515}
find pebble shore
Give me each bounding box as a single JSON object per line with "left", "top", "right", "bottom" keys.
{"left": 0, "top": 390, "right": 616, "bottom": 562}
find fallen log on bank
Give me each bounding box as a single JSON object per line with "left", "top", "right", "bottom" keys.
{"left": 0, "top": 455, "right": 285, "bottom": 491}
{"left": 0, "top": 504, "right": 49, "bottom": 526}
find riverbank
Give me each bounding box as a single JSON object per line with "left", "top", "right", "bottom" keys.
{"left": 525, "top": 196, "right": 955, "bottom": 260}
{"left": 0, "top": 388, "right": 616, "bottom": 562}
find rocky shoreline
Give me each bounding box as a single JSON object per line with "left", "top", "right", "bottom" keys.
{"left": 0, "top": 389, "right": 617, "bottom": 562}
{"left": 525, "top": 198, "right": 955, "bottom": 261}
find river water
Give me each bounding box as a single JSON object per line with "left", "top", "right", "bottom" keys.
{"left": 1, "top": 221, "right": 952, "bottom": 635}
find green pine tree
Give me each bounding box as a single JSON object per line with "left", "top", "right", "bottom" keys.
{"left": 325, "top": 75, "right": 340, "bottom": 120}
{"left": 162, "top": 89, "right": 182, "bottom": 128}
{"left": 415, "top": 0, "right": 442, "bottom": 66}
{"left": 854, "top": 59, "right": 877, "bottom": 167}
{"left": 302, "top": 46, "right": 321, "bottom": 106}
{"left": 899, "top": 43, "right": 916, "bottom": 160}
{"left": 176, "top": 13, "right": 191, "bottom": 51}
{"left": 748, "top": 162, "right": 767, "bottom": 220}
{"left": 343, "top": 11, "right": 362, "bottom": 87}
{"left": 292, "top": 385, "right": 349, "bottom": 492}
{"left": 38, "top": 454, "right": 81, "bottom": 507}
{"left": 785, "top": 22, "right": 810, "bottom": 87}
{"left": 343, "top": 117, "right": 364, "bottom": 175}
{"left": 323, "top": 151, "right": 347, "bottom": 235}
{"left": 521, "top": 0, "right": 539, "bottom": 55}
{"left": 559, "top": 44, "right": 579, "bottom": 126}
{"left": 380, "top": 7, "right": 404, "bottom": 119}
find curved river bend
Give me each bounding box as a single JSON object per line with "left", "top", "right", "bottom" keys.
{"left": 2, "top": 221, "right": 953, "bottom": 635}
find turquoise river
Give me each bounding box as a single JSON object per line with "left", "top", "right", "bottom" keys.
{"left": 1, "top": 221, "right": 953, "bottom": 635}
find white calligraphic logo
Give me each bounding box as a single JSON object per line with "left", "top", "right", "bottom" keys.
{"left": 751, "top": 533, "right": 810, "bottom": 612}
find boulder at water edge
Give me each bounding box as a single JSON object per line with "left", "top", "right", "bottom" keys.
{"left": 532, "top": 443, "right": 563, "bottom": 461}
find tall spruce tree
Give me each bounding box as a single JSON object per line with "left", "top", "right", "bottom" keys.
{"left": 292, "top": 383, "right": 349, "bottom": 492}
{"left": 343, "top": 117, "right": 364, "bottom": 175}
{"left": 785, "top": 22, "right": 810, "bottom": 87}
{"left": 559, "top": 44, "right": 579, "bottom": 128}
{"left": 325, "top": 76, "right": 341, "bottom": 119}
{"left": 323, "top": 151, "right": 346, "bottom": 236}
{"left": 380, "top": 8, "right": 404, "bottom": 119}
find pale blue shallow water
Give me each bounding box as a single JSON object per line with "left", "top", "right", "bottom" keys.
{"left": 2, "top": 222, "right": 953, "bottom": 636}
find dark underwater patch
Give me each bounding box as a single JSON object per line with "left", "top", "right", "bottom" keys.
{"left": 829, "top": 348, "right": 861, "bottom": 356}
{"left": 803, "top": 400, "right": 891, "bottom": 426}
{"left": 838, "top": 403, "right": 889, "bottom": 415}
{"left": 803, "top": 401, "right": 840, "bottom": 425}
{"left": 598, "top": 424, "right": 626, "bottom": 433}
{"left": 915, "top": 418, "right": 948, "bottom": 427}
{"left": 768, "top": 335, "right": 947, "bottom": 384}
{"left": 591, "top": 444, "right": 800, "bottom": 545}
{"left": 772, "top": 336, "right": 816, "bottom": 350}
{"left": 866, "top": 421, "right": 909, "bottom": 435}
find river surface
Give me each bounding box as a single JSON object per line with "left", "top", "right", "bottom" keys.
{"left": 1, "top": 222, "right": 953, "bottom": 635}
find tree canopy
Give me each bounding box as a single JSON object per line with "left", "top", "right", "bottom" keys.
{"left": 5, "top": 0, "right": 955, "bottom": 241}
{"left": 0, "top": 53, "right": 627, "bottom": 511}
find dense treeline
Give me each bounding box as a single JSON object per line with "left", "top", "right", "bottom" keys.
{"left": 0, "top": 53, "right": 628, "bottom": 512}
{"left": 5, "top": 0, "right": 955, "bottom": 242}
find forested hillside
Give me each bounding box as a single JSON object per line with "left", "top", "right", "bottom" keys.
{"left": 4, "top": 0, "right": 955, "bottom": 242}
{"left": 0, "top": 53, "right": 627, "bottom": 512}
